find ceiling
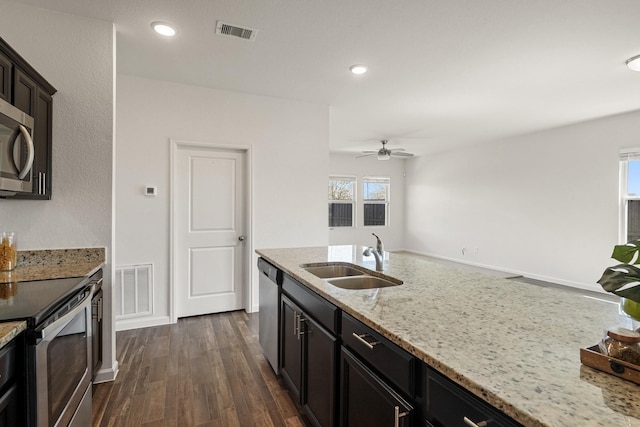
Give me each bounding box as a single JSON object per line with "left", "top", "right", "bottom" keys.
{"left": 10, "top": 0, "right": 640, "bottom": 156}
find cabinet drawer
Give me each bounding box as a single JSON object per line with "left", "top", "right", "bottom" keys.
{"left": 426, "top": 368, "right": 521, "bottom": 427}
{"left": 283, "top": 274, "right": 339, "bottom": 334}
{"left": 341, "top": 312, "right": 416, "bottom": 398}
{"left": 0, "top": 341, "right": 16, "bottom": 393}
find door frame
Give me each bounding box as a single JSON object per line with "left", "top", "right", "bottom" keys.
{"left": 169, "top": 139, "right": 253, "bottom": 323}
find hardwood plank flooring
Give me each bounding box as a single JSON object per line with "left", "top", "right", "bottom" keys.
{"left": 93, "top": 311, "right": 311, "bottom": 427}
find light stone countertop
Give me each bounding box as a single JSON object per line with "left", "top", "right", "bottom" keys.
{"left": 256, "top": 245, "right": 640, "bottom": 427}
{"left": 0, "top": 321, "right": 25, "bottom": 348}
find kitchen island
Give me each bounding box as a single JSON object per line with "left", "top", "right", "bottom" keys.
{"left": 256, "top": 246, "right": 640, "bottom": 427}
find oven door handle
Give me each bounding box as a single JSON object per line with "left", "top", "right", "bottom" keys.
{"left": 35, "top": 287, "right": 92, "bottom": 341}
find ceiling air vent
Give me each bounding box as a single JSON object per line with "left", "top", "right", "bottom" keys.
{"left": 215, "top": 21, "right": 257, "bottom": 41}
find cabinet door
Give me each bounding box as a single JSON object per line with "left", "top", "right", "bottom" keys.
{"left": 280, "top": 295, "right": 303, "bottom": 401}
{"left": 12, "top": 68, "right": 53, "bottom": 199}
{"left": 341, "top": 347, "right": 413, "bottom": 427}
{"left": 303, "top": 315, "right": 337, "bottom": 427}
{"left": 0, "top": 51, "right": 11, "bottom": 102}
{"left": 13, "top": 68, "right": 36, "bottom": 115}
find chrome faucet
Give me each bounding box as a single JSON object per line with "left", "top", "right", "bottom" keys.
{"left": 371, "top": 233, "right": 384, "bottom": 259}
{"left": 363, "top": 247, "right": 384, "bottom": 271}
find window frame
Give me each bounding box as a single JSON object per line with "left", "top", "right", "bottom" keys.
{"left": 328, "top": 175, "right": 356, "bottom": 228}
{"left": 620, "top": 149, "right": 640, "bottom": 243}
{"left": 362, "top": 176, "right": 390, "bottom": 228}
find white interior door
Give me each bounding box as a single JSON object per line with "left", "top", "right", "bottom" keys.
{"left": 174, "top": 143, "right": 246, "bottom": 318}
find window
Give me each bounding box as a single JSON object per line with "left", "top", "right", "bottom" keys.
{"left": 620, "top": 150, "right": 640, "bottom": 242}
{"left": 329, "top": 176, "right": 355, "bottom": 227}
{"left": 363, "top": 177, "right": 389, "bottom": 227}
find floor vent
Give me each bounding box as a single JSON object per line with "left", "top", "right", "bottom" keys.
{"left": 215, "top": 21, "right": 257, "bottom": 41}
{"left": 115, "top": 263, "right": 154, "bottom": 320}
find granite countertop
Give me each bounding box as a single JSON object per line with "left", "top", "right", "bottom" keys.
{"left": 0, "top": 247, "right": 106, "bottom": 349}
{"left": 0, "top": 247, "right": 105, "bottom": 283}
{"left": 0, "top": 321, "right": 25, "bottom": 348}
{"left": 256, "top": 246, "right": 640, "bottom": 427}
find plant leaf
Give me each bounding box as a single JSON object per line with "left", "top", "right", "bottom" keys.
{"left": 611, "top": 242, "right": 640, "bottom": 264}
{"left": 597, "top": 264, "right": 640, "bottom": 303}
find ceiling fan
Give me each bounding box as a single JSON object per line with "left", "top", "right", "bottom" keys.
{"left": 357, "top": 140, "right": 415, "bottom": 160}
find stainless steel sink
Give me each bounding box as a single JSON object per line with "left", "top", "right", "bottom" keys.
{"left": 301, "top": 263, "right": 368, "bottom": 279}
{"left": 327, "top": 276, "right": 402, "bottom": 290}
{"left": 300, "top": 262, "right": 403, "bottom": 289}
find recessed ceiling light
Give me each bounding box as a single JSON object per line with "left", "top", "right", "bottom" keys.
{"left": 349, "top": 64, "right": 368, "bottom": 75}
{"left": 627, "top": 55, "right": 640, "bottom": 71}
{"left": 151, "top": 21, "right": 177, "bottom": 37}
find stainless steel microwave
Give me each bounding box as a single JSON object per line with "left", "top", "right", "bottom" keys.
{"left": 0, "top": 97, "right": 34, "bottom": 196}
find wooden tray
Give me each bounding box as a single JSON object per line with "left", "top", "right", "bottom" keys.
{"left": 580, "top": 345, "right": 640, "bottom": 385}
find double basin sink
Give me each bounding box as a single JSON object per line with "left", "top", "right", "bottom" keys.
{"left": 300, "top": 262, "right": 403, "bottom": 290}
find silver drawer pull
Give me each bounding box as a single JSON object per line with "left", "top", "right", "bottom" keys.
{"left": 463, "top": 416, "right": 488, "bottom": 427}
{"left": 352, "top": 332, "right": 380, "bottom": 349}
{"left": 394, "top": 406, "right": 409, "bottom": 427}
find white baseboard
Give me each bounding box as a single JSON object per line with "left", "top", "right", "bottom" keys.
{"left": 115, "top": 315, "right": 172, "bottom": 331}
{"left": 93, "top": 360, "right": 119, "bottom": 384}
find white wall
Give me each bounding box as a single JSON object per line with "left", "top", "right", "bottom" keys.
{"left": 329, "top": 153, "right": 406, "bottom": 251}
{"left": 116, "top": 74, "right": 329, "bottom": 326}
{"left": 405, "top": 110, "right": 640, "bottom": 291}
{"left": 0, "top": 2, "right": 116, "bottom": 380}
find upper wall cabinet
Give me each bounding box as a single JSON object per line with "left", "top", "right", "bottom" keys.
{"left": 0, "top": 36, "right": 56, "bottom": 199}
{"left": 0, "top": 50, "right": 12, "bottom": 102}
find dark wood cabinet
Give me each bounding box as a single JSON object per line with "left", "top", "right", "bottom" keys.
{"left": 340, "top": 347, "right": 413, "bottom": 427}
{"left": 0, "top": 36, "right": 56, "bottom": 199}
{"left": 425, "top": 368, "right": 521, "bottom": 427}
{"left": 280, "top": 276, "right": 338, "bottom": 427}
{"left": 12, "top": 68, "right": 53, "bottom": 199}
{"left": 303, "top": 314, "right": 337, "bottom": 427}
{"left": 0, "top": 51, "right": 11, "bottom": 103}
{"left": 280, "top": 295, "right": 303, "bottom": 401}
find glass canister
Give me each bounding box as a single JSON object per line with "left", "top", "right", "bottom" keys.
{"left": 599, "top": 326, "right": 640, "bottom": 366}
{"left": 0, "top": 232, "right": 17, "bottom": 271}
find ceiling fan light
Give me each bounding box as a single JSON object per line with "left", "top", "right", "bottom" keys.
{"left": 377, "top": 152, "right": 390, "bottom": 160}
{"left": 627, "top": 54, "right": 640, "bottom": 71}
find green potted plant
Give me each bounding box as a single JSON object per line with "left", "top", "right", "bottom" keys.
{"left": 598, "top": 240, "right": 640, "bottom": 321}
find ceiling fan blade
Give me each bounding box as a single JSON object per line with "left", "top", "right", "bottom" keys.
{"left": 360, "top": 150, "right": 378, "bottom": 154}
{"left": 390, "top": 152, "right": 414, "bottom": 157}
{"left": 356, "top": 153, "right": 376, "bottom": 158}
{"left": 389, "top": 148, "right": 406, "bottom": 152}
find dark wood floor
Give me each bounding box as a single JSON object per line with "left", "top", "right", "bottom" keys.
{"left": 92, "top": 311, "right": 310, "bottom": 427}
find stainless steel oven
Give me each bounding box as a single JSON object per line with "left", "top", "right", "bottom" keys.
{"left": 28, "top": 284, "right": 93, "bottom": 427}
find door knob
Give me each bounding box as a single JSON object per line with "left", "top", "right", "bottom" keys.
{"left": 238, "top": 235, "right": 246, "bottom": 241}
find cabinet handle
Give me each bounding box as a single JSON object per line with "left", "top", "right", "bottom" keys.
{"left": 41, "top": 172, "right": 46, "bottom": 195}
{"left": 297, "top": 315, "right": 306, "bottom": 339}
{"left": 394, "top": 406, "right": 409, "bottom": 427}
{"left": 463, "top": 416, "right": 488, "bottom": 427}
{"left": 293, "top": 311, "right": 299, "bottom": 337}
{"left": 352, "top": 332, "right": 380, "bottom": 350}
